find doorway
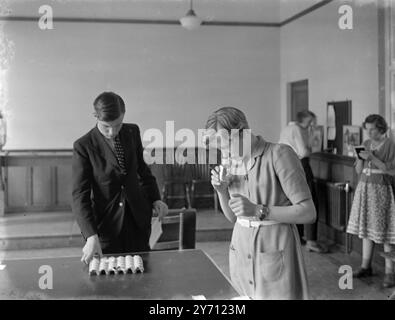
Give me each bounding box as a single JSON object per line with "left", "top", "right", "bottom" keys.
{"left": 288, "top": 79, "right": 309, "bottom": 122}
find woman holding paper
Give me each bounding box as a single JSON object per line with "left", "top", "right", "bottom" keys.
{"left": 346, "top": 114, "right": 395, "bottom": 288}
{"left": 205, "top": 107, "right": 316, "bottom": 300}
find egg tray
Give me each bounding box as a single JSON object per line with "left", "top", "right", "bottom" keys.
{"left": 88, "top": 255, "right": 144, "bottom": 276}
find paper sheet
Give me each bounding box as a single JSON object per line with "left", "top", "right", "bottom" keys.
{"left": 231, "top": 296, "right": 251, "bottom": 300}
{"left": 149, "top": 217, "right": 163, "bottom": 249}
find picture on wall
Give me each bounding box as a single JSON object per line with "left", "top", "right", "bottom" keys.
{"left": 343, "top": 125, "right": 361, "bottom": 157}
{"left": 310, "top": 125, "right": 324, "bottom": 153}
{"left": 326, "top": 101, "right": 352, "bottom": 154}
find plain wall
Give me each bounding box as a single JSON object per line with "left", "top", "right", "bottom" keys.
{"left": 3, "top": 21, "right": 280, "bottom": 149}
{"left": 280, "top": 0, "right": 380, "bottom": 145}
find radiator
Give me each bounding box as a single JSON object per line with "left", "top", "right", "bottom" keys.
{"left": 314, "top": 179, "right": 353, "bottom": 253}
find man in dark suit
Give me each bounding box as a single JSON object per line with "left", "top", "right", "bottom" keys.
{"left": 72, "top": 92, "right": 168, "bottom": 264}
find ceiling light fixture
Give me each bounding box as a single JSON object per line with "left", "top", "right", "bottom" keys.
{"left": 179, "top": 0, "right": 202, "bottom": 30}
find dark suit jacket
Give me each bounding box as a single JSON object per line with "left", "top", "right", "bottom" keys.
{"left": 72, "top": 123, "right": 161, "bottom": 241}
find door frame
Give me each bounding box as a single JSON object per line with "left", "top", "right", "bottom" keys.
{"left": 287, "top": 79, "right": 309, "bottom": 123}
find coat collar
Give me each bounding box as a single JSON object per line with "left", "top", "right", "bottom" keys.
{"left": 245, "top": 135, "right": 268, "bottom": 171}
{"left": 227, "top": 135, "right": 268, "bottom": 174}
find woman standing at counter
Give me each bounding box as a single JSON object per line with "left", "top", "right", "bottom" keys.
{"left": 279, "top": 110, "right": 328, "bottom": 253}
{"left": 346, "top": 114, "right": 395, "bottom": 288}
{"left": 205, "top": 107, "right": 316, "bottom": 300}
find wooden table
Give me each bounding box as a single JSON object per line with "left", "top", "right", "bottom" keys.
{"left": 0, "top": 249, "right": 239, "bottom": 299}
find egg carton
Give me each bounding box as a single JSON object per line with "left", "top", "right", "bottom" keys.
{"left": 89, "top": 255, "right": 144, "bottom": 276}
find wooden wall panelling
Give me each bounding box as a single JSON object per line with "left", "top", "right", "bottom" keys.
{"left": 56, "top": 165, "right": 72, "bottom": 207}
{"left": 32, "top": 166, "right": 52, "bottom": 207}
{"left": 1, "top": 148, "right": 221, "bottom": 213}
{"left": 6, "top": 166, "right": 29, "bottom": 210}
{"left": 2, "top": 152, "right": 72, "bottom": 213}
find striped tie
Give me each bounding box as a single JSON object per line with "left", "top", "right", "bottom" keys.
{"left": 114, "top": 135, "right": 126, "bottom": 174}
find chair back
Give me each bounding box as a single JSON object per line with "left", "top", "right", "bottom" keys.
{"left": 152, "top": 208, "right": 196, "bottom": 251}
{"left": 160, "top": 148, "right": 189, "bottom": 182}
{"left": 190, "top": 148, "right": 210, "bottom": 181}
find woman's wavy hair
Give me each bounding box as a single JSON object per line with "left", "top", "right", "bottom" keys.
{"left": 362, "top": 114, "right": 388, "bottom": 134}
{"left": 205, "top": 107, "right": 249, "bottom": 132}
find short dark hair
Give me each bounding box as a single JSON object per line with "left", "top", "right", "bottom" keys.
{"left": 296, "top": 110, "right": 313, "bottom": 123}
{"left": 93, "top": 92, "right": 125, "bottom": 121}
{"left": 363, "top": 114, "right": 388, "bottom": 134}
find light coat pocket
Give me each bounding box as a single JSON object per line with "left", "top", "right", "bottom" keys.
{"left": 258, "top": 250, "right": 284, "bottom": 282}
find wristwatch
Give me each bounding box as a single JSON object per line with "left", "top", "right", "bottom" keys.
{"left": 256, "top": 204, "right": 270, "bottom": 221}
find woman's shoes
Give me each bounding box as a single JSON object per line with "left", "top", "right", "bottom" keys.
{"left": 352, "top": 269, "right": 395, "bottom": 287}
{"left": 383, "top": 273, "right": 395, "bottom": 288}
{"left": 353, "top": 267, "right": 373, "bottom": 278}
{"left": 305, "top": 241, "right": 329, "bottom": 253}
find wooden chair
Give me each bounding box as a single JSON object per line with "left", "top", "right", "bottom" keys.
{"left": 161, "top": 149, "right": 191, "bottom": 209}
{"left": 152, "top": 208, "right": 196, "bottom": 251}
{"left": 189, "top": 148, "right": 218, "bottom": 213}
